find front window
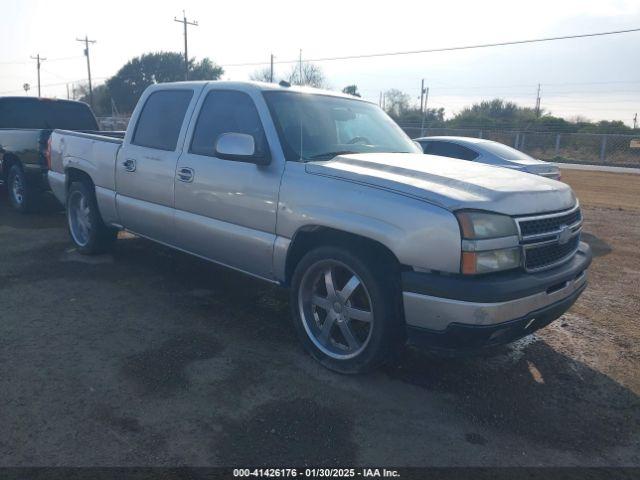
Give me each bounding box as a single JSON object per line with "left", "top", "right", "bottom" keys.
{"left": 263, "top": 91, "right": 419, "bottom": 161}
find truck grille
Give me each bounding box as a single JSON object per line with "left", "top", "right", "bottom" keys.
{"left": 525, "top": 235, "right": 580, "bottom": 270}
{"left": 519, "top": 209, "right": 582, "bottom": 237}
{"left": 516, "top": 205, "right": 583, "bottom": 272}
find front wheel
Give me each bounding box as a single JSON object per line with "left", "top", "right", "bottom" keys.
{"left": 67, "top": 181, "right": 117, "bottom": 254}
{"left": 290, "top": 246, "right": 403, "bottom": 374}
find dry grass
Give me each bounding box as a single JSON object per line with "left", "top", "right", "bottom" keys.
{"left": 560, "top": 169, "right": 640, "bottom": 211}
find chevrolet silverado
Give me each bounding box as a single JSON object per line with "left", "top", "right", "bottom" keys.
{"left": 48, "top": 81, "right": 592, "bottom": 373}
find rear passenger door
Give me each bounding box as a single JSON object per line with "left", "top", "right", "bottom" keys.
{"left": 422, "top": 140, "right": 479, "bottom": 161}
{"left": 173, "top": 87, "right": 284, "bottom": 280}
{"left": 115, "top": 86, "right": 201, "bottom": 245}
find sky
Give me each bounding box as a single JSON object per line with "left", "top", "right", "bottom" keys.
{"left": 1, "top": 0, "right": 639, "bottom": 125}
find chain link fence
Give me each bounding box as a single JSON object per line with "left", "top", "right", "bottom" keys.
{"left": 96, "top": 116, "right": 130, "bottom": 131}
{"left": 96, "top": 116, "right": 640, "bottom": 167}
{"left": 401, "top": 126, "right": 640, "bottom": 166}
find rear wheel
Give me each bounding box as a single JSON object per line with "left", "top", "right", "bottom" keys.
{"left": 7, "top": 164, "right": 34, "bottom": 213}
{"left": 290, "top": 246, "right": 403, "bottom": 373}
{"left": 67, "top": 181, "right": 117, "bottom": 254}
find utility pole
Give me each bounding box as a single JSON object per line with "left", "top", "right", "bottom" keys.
{"left": 298, "top": 49, "right": 303, "bottom": 86}
{"left": 76, "top": 36, "right": 96, "bottom": 108}
{"left": 270, "top": 54, "right": 274, "bottom": 83}
{"left": 634, "top": 113, "right": 638, "bottom": 130}
{"left": 535, "top": 83, "right": 541, "bottom": 117}
{"left": 379, "top": 91, "right": 383, "bottom": 107}
{"left": 30, "top": 54, "right": 46, "bottom": 97}
{"left": 419, "top": 79, "right": 425, "bottom": 112}
{"left": 174, "top": 11, "right": 198, "bottom": 81}
{"left": 66, "top": 83, "right": 70, "bottom": 100}
{"left": 420, "top": 85, "right": 430, "bottom": 136}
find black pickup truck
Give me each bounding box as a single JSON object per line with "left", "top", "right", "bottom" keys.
{"left": 0, "top": 96, "right": 102, "bottom": 212}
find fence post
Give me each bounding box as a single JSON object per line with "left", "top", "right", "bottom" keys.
{"left": 514, "top": 133, "right": 520, "bottom": 149}
{"left": 600, "top": 136, "right": 607, "bottom": 163}
{"left": 520, "top": 134, "right": 526, "bottom": 150}
{"left": 478, "top": 130, "right": 483, "bottom": 139}
{"left": 555, "top": 134, "right": 561, "bottom": 157}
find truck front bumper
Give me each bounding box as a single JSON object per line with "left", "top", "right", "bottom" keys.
{"left": 402, "top": 242, "right": 592, "bottom": 351}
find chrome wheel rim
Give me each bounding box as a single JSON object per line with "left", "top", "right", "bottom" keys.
{"left": 68, "top": 190, "right": 92, "bottom": 247}
{"left": 10, "top": 171, "right": 24, "bottom": 205}
{"left": 298, "top": 260, "right": 374, "bottom": 360}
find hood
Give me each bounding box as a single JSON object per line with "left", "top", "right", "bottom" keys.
{"left": 305, "top": 153, "right": 575, "bottom": 216}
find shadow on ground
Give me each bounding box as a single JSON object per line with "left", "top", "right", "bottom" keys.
{"left": 384, "top": 342, "right": 640, "bottom": 453}
{"left": 581, "top": 232, "right": 613, "bottom": 257}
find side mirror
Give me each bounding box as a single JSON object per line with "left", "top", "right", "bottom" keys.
{"left": 215, "top": 132, "right": 270, "bottom": 165}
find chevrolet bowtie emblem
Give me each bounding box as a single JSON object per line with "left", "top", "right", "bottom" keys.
{"left": 558, "top": 224, "right": 572, "bottom": 245}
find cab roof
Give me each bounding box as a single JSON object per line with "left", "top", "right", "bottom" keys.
{"left": 153, "top": 80, "right": 372, "bottom": 103}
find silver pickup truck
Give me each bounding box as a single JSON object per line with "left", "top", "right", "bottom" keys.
{"left": 48, "top": 81, "right": 592, "bottom": 373}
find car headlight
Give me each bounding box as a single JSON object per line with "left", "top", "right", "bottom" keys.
{"left": 455, "top": 211, "right": 521, "bottom": 274}
{"left": 456, "top": 211, "right": 518, "bottom": 239}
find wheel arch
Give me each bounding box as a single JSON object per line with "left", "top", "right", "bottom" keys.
{"left": 65, "top": 167, "right": 95, "bottom": 192}
{"left": 282, "top": 225, "right": 402, "bottom": 287}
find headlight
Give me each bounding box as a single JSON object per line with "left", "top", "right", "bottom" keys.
{"left": 461, "top": 248, "right": 521, "bottom": 274}
{"left": 456, "top": 211, "right": 518, "bottom": 239}
{"left": 456, "top": 211, "right": 521, "bottom": 274}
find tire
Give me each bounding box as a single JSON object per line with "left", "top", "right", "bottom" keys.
{"left": 7, "top": 164, "right": 34, "bottom": 213}
{"left": 290, "top": 246, "right": 403, "bottom": 374}
{"left": 66, "top": 181, "right": 117, "bottom": 254}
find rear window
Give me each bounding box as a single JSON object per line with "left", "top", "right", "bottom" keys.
{"left": 132, "top": 90, "right": 193, "bottom": 151}
{"left": 423, "top": 141, "right": 479, "bottom": 161}
{"left": 481, "top": 141, "right": 534, "bottom": 160}
{"left": 0, "top": 98, "right": 98, "bottom": 130}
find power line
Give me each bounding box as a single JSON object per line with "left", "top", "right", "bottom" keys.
{"left": 0, "top": 55, "right": 83, "bottom": 65}
{"left": 219, "top": 27, "right": 640, "bottom": 67}
{"left": 0, "top": 77, "right": 108, "bottom": 96}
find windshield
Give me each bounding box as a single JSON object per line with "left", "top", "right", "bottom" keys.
{"left": 263, "top": 91, "right": 419, "bottom": 161}
{"left": 481, "top": 141, "right": 535, "bottom": 161}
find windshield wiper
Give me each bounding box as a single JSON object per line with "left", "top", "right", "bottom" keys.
{"left": 307, "top": 150, "right": 358, "bottom": 160}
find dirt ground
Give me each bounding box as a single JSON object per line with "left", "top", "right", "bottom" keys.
{"left": 0, "top": 169, "right": 638, "bottom": 467}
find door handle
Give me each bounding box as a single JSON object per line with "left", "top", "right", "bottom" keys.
{"left": 123, "top": 158, "right": 136, "bottom": 172}
{"left": 177, "top": 167, "right": 194, "bottom": 183}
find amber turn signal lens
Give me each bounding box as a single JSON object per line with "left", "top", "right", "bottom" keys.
{"left": 457, "top": 213, "right": 476, "bottom": 239}
{"left": 461, "top": 251, "right": 477, "bottom": 275}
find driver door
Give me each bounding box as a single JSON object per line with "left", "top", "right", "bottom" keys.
{"left": 173, "top": 87, "right": 283, "bottom": 279}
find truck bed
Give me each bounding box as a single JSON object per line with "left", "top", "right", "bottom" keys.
{"left": 49, "top": 129, "right": 124, "bottom": 200}
{"left": 53, "top": 129, "right": 125, "bottom": 143}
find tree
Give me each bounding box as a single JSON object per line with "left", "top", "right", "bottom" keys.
{"left": 76, "top": 83, "right": 112, "bottom": 117}
{"left": 383, "top": 89, "right": 411, "bottom": 117}
{"left": 342, "top": 85, "right": 361, "bottom": 97}
{"left": 287, "top": 62, "right": 326, "bottom": 88}
{"left": 250, "top": 67, "right": 274, "bottom": 83}
{"left": 106, "top": 52, "right": 223, "bottom": 113}
{"left": 395, "top": 107, "right": 445, "bottom": 126}
{"left": 448, "top": 99, "right": 539, "bottom": 129}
